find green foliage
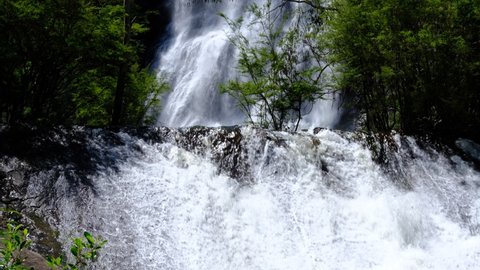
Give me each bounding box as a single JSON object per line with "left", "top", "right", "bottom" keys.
{"left": 328, "top": 0, "right": 480, "bottom": 138}
{"left": 0, "top": 214, "right": 105, "bottom": 270}
{"left": 221, "top": 0, "right": 329, "bottom": 131}
{"left": 47, "top": 232, "right": 106, "bottom": 270}
{"left": 0, "top": 222, "right": 32, "bottom": 270}
{"left": 0, "top": 0, "right": 167, "bottom": 126}
{"left": 124, "top": 66, "right": 169, "bottom": 125}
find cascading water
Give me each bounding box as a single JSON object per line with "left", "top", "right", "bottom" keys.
{"left": 15, "top": 127, "right": 479, "bottom": 270}
{"left": 157, "top": 0, "right": 249, "bottom": 127}
{"left": 156, "top": 1, "right": 339, "bottom": 129}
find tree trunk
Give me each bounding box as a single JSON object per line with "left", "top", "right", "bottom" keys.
{"left": 111, "top": 0, "right": 132, "bottom": 126}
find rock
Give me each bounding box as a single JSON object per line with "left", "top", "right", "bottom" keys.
{"left": 9, "top": 170, "right": 25, "bottom": 187}
{"left": 313, "top": 127, "right": 323, "bottom": 134}
{"left": 456, "top": 138, "right": 480, "bottom": 162}
{"left": 19, "top": 250, "right": 51, "bottom": 270}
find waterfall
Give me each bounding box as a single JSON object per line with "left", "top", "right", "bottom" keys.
{"left": 14, "top": 127, "right": 479, "bottom": 270}
{"left": 1, "top": 1, "right": 478, "bottom": 269}
{"left": 156, "top": 1, "right": 339, "bottom": 129}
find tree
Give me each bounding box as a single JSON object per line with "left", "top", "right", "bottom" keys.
{"left": 111, "top": 0, "right": 133, "bottom": 126}
{"left": 220, "top": 0, "right": 330, "bottom": 131}
{"left": 0, "top": 0, "right": 167, "bottom": 127}
{"left": 0, "top": 0, "right": 88, "bottom": 124}
{"left": 328, "top": 0, "right": 480, "bottom": 139}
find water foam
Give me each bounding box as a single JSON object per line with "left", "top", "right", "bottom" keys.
{"left": 32, "top": 128, "right": 480, "bottom": 269}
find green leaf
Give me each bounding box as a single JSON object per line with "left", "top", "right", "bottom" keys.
{"left": 70, "top": 246, "right": 79, "bottom": 257}
{"left": 84, "top": 232, "right": 95, "bottom": 245}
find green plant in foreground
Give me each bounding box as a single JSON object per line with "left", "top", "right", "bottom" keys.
{"left": 0, "top": 218, "right": 106, "bottom": 270}
{"left": 47, "top": 232, "right": 106, "bottom": 270}
{"left": 0, "top": 222, "right": 32, "bottom": 270}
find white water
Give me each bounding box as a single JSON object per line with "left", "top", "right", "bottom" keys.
{"left": 156, "top": 1, "right": 339, "bottom": 128}
{"left": 34, "top": 128, "right": 480, "bottom": 269}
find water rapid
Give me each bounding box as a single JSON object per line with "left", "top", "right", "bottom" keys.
{"left": 21, "top": 127, "right": 480, "bottom": 270}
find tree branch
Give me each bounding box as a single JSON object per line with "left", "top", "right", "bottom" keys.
{"left": 283, "top": 0, "right": 337, "bottom": 11}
